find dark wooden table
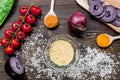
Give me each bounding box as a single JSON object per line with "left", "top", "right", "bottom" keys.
{"left": 0, "top": 0, "right": 120, "bottom": 80}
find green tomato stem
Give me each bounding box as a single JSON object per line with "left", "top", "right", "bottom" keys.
{"left": 7, "top": 3, "right": 34, "bottom": 47}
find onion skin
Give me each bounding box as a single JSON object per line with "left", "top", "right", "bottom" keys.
{"left": 68, "top": 12, "right": 86, "bottom": 33}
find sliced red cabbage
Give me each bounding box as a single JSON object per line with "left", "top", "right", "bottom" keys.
{"left": 89, "top": 1, "right": 103, "bottom": 16}
{"left": 100, "top": 5, "right": 117, "bottom": 22}
{"left": 112, "top": 9, "right": 120, "bottom": 26}
{"left": 88, "top": 0, "right": 102, "bottom": 5}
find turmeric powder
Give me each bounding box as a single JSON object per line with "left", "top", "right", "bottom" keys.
{"left": 96, "top": 34, "right": 110, "bottom": 48}
{"left": 44, "top": 15, "right": 58, "bottom": 28}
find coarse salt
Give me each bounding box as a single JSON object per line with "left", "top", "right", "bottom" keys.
{"left": 16, "top": 25, "right": 120, "bottom": 80}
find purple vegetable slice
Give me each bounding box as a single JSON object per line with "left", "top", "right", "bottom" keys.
{"left": 88, "top": 0, "right": 102, "bottom": 5}
{"left": 10, "top": 57, "right": 24, "bottom": 74}
{"left": 112, "top": 9, "right": 120, "bottom": 26}
{"left": 89, "top": 2, "right": 103, "bottom": 16}
{"left": 5, "top": 57, "right": 24, "bottom": 79}
{"left": 101, "top": 5, "right": 117, "bottom": 22}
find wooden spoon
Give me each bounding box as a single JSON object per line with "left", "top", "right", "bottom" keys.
{"left": 105, "top": 34, "right": 120, "bottom": 45}
{"left": 44, "top": 0, "right": 58, "bottom": 28}
{"left": 44, "top": 0, "right": 56, "bottom": 17}
{"left": 97, "top": 33, "right": 120, "bottom": 48}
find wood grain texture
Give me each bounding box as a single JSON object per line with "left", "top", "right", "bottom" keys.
{"left": 0, "top": 0, "right": 120, "bottom": 80}
{"left": 104, "top": 0, "right": 120, "bottom": 9}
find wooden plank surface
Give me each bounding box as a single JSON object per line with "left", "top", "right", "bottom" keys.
{"left": 75, "top": 0, "right": 120, "bottom": 33}
{"left": 0, "top": 0, "right": 120, "bottom": 80}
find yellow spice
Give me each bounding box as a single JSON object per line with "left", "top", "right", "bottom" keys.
{"left": 96, "top": 34, "right": 110, "bottom": 48}
{"left": 49, "top": 40, "right": 74, "bottom": 66}
{"left": 44, "top": 15, "right": 58, "bottom": 28}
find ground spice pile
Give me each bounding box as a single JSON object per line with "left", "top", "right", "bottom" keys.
{"left": 16, "top": 25, "right": 120, "bottom": 80}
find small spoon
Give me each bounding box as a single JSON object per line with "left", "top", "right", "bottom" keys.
{"left": 105, "top": 33, "right": 120, "bottom": 45}
{"left": 44, "top": 0, "right": 58, "bottom": 28}
{"left": 45, "top": 0, "right": 56, "bottom": 17}
{"left": 96, "top": 33, "right": 120, "bottom": 48}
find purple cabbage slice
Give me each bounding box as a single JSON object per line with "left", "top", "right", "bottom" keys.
{"left": 112, "top": 9, "right": 120, "bottom": 26}
{"left": 89, "top": 2, "right": 103, "bottom": 16}
{"left": 100, "top": 5, "right": 117, "bottom": 22}
{"left": 88, "top": 0, "right": 102, "bottom": 5}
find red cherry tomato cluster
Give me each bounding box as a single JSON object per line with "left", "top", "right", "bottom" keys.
{"left": 0, "top": 4, "right": 42, "bottom": 55}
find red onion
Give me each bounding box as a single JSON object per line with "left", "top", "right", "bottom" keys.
{"left": 5, "top": 57, "right": 24, "bottom": 79}
{"left": 68, "top": 12, "right": 86, "bottom": 33}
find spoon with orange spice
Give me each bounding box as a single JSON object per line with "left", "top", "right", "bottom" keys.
{"left": 44, "top": 0, "right": 58, "bottom": 28}
{"left": 96, "top": 33, "right": 120, "bottom": 48}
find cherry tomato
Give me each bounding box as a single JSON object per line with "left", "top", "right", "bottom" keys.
{"left": 30, "top": 5, "right": 41, "bottom": 16}
{"left": 19, "top": 6, "right": 28, "bottom": 16}
{"left": 1, "top": 37, "right": 9, "bottom": 46}
{"left": 11, "top": 38, "right": 20, "bottom": 48}
{"left": 0, "top": 39, "right": 1, "bottom": 45}
{"left": 21, "top": 23, "right": 32, "bottom": 33}
{"left": 16, "top": 31, "right": 25, "bottom": 41}
{"left": 11, "top": 21, "right": 20, "bottom": 31}
{"left": 4, "top": 46, "right": 14, "bottom": 55}
{"left": 18, "top": 15, "right": 24, "bottom": 22}
{"left": 4, "top": 29, "right": 14, "bottom": 38}
{"left": 25, "top": 14, "right": 36, "bottom": 24}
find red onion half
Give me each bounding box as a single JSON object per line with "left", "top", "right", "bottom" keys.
{"left": 68, "top": 12, "right": 86, "bottom": 33}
